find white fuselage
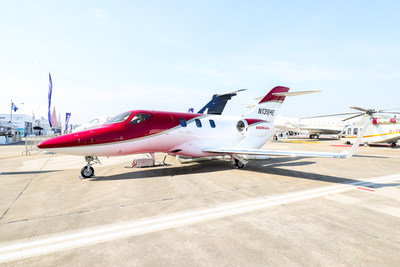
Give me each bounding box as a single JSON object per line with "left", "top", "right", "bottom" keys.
{"left": 43, "top": 115, "right": 275, "bottom": 157}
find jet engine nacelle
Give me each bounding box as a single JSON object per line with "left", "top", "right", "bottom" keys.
{"left": 236, "top": 119, "right": 272, "bottom": 137}
{"left": 235, "top": 119, "right": 274, "bottom": 148}
{"left": 236, "top": 119, "right": 249, "bottom": 135}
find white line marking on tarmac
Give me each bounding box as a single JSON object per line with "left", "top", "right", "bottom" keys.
{"left": 0, "top": 173, "right": 399, "bottom": 263}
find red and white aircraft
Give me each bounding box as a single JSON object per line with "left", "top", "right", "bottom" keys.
{"left": 38, "top": 86, "right": 365, "bottom": 178}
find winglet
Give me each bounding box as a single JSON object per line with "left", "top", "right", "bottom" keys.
{"left": 345, "top": 118, "right": 370, "bottom": 158}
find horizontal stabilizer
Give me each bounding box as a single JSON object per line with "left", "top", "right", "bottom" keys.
{"left": 272, "top": 90, "right": 321, "bottom": 97}
{"left": 216, "top": 89, "right": 247, "bottom": 97}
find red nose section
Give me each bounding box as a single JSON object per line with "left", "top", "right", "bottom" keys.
{"left": 37, "top": 135, "right": 72, "bottom": 149}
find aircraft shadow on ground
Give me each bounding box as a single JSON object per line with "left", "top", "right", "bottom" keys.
{"left": 353, "top": 155, "right": 388, "bottom": 159}
{"left": 0, "top": 170, "right": 60, "bottom": 175}
{"left": 249, "top": 161, "right": 400, "bottom": 189}
{"left": 90, "top": 157, "right": 400, "bottom": 189}
{"left": 90, "top": 160, "right": 232, "bottom": 181}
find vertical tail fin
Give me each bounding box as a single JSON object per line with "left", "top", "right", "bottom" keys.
{"left": 246, "top": 86, "right": 290, "bottom": 122}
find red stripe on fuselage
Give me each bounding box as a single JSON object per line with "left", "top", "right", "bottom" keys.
{"left": 38, "top": 110, "right": 203, "bottom": 149}
{"left": 244, "top": 118, "right": 267, "bottom": 126}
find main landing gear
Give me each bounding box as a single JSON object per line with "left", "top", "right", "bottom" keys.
{"left": 231, "top": 155, "right": 248, "bottom": 169}
{"left": 80, "top": 156, "right": 101, "bottom": 179}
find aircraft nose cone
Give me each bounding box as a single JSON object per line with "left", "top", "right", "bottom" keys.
{"left": 37, "top": 135, "right": 72, "bottom": 149}
{"left": 37, "top": 140, "right": 46, "bottom": 149}
{"left": 37, "top": 138, "right": 56, "bottom": 149}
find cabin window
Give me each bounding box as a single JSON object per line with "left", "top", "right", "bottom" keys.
{"left": 209, "top": 119, "right": 216, "bottom": 128}
{"left": 195, "top": 119, "right": 202, "bottom": 128}
{"left": 105, "top": 112, "right": 132, "bottom": 124}
{"left": 347, "top": 128, "right": 352, "bottom": 135}
{"left": 180, "top": 118, "right": 187, "bottom": 127}
{"left": 130, "top": 113, "right": 151, "bottom": 124}
{"left": 353, "top": 128, "right": 358, "bottom": 135}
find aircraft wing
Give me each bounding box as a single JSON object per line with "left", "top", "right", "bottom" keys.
{"left": 203, "top": 148, "right": 348, "bottom": 158}
{"left": 204, "top": 119, "right": 369, "bottom": 160}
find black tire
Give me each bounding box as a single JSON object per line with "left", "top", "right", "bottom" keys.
{"left": 391, "top": 142, "right": 397, "bottom": 148}
{"left": 235, "top": 159, "right": 245, "bottom": 169}
{"left": 81, "top": 166, "right": 94, "bottom": 178}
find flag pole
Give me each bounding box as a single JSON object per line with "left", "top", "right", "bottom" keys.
{"left": 10, "top": 99, "right": 12, "bottom": 123}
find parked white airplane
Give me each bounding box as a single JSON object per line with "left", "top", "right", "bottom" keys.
{"left": 274, "top": 115, "right": 352, "bottom": 139}
{"left": 38, "top": 86, "right": 366, "bottom": 178}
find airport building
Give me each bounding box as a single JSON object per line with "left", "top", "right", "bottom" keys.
{"left": 0, "top": 113, "right": 33, "bottom": 137}
{"left": 33, "top": 118, "right": 53, "bottom": 136}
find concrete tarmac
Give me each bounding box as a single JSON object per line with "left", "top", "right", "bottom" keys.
{"left": 0, "top": 140, "right": 399, "bottom": 266}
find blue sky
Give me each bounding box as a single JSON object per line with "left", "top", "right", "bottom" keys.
{"left": 1, "top": 0, "right": 399, "bottom": 124}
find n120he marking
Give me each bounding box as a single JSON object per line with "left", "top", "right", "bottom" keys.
{"left": 258, "top": 108, "right": 275, "bottom": 115}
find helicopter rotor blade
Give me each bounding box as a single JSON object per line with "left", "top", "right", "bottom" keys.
{"left": 378, "top": 108, "right": 400, "bottom": 113}
{"left": 301, "top": 112, "right": 360, "bottom": 119}
{"left": 342, "top": 113, "right": 365, "bottom": 121}
{"left": 349, "top": 106, "right": 369, "bottom": 112}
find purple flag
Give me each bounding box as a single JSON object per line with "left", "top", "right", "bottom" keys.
{"left": 65, "top": 113, "right": 71, "bottom": 131}
{"left": 48, "top": 73, "right": 53, "bottom": 127}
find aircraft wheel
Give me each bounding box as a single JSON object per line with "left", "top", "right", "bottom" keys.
{"left": 391, "top": 142, "right": 397, "bottom": 148}
{"left": 235, "top": 159, "right": 245, "bottom": 169}
{"left": 81, "top": 166, "right": 94, "bottom": 178}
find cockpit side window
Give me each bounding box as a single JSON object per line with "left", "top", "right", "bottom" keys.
{"left": 130, "top": 113, "right": 151, "bottom": 124}
{"left": 105, "top": 112, "right": 132, "bottom": 124}
{"left": 347, "top": 128, "right": 352, "bottom": 135}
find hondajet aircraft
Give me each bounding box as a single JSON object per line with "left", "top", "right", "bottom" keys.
{"left": 38, "top": 86, "right": 365, "bottom": 178}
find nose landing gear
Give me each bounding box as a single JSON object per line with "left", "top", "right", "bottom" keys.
{"left": 80, "top": 156, "right": 101, "bottom": 179}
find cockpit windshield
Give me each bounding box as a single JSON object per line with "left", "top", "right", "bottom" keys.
{"left": 130, "top": 113, "right": 151, "bottom": 124}
{"left": 105, "top": 112, "right": 132, "bottom": 124}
